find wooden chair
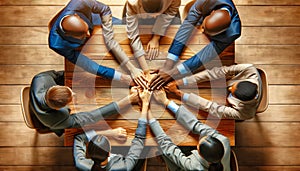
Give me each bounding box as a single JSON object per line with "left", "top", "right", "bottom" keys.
{"left": 257, "top": 68, "right": 269, "bottom": 113}
{"left": 48, "top": 7, "right": 65, "bottom": 31}
{"left": 20, "top": 86, "right": 52, "bottom": 133}
{"left": 230, "top": 150, "right": 239, "bottom": 171}
{"left": 182, "top": 0, "right": 196, "bottom": 20}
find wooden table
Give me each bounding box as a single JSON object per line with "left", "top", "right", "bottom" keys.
{"left": 64, "top": 25, "right": 235, "bottom": 147}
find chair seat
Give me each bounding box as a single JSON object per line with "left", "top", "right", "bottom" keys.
{"left": 20, "top": 86, "right": 53, "bottom": 133}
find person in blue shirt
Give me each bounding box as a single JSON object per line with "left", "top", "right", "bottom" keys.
{"left": 49, "top": 0, "right": 148, "bottom": 87}
{"left": 149, "top": 0, "right": 241, "bottom": 90}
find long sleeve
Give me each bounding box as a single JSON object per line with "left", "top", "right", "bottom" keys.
{"left": 121, "top": 119, "right": 147, "bottom": 170}
{"left": 63, "top": 46, "right": 116, "bottom": 78}
{"left": 90, "top": 1, "right": 130, "bottom": 66}
{"left": 169, "top": 105, "right": 232, "bottom": 170}
{"left": 48, "top": 0, "right": 116, "bottom": 79}
{"left": 168, "top": 1, "right": 203, "bottom": 57}
{"left": 185, "top": 92, "right": 257, "bottom": 120}
{"left": 150, "top": 120, "right": 202, "bottom": 170}
{"left": 49, "top": 102, "right": 120, "bottom": 129}
{"left": 184, "top": 64, "right": 254, "bottom": 85}
{"left": 73, "top": 133, "right": 94, "bottom": 171}
{"left": 152, "top": 0, "right": 181, "bottom": 36}
{"left": 169, "top": 0, "right": 241, "bottom": 74}
{"left": 125, "top": 2, "right": 145, "bottom": 58}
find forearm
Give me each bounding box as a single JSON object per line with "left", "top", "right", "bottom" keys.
{"left": 69, "top": 102, "right": 120, "bottom": 128}
{"left": 116, "top": 95, "right": 132, "bottom": 112}
{"left": 125, "top": 61, "right": 137, "bottom": 73}
{"left": 136, "top": 55, "right": 150, "bottom": 72}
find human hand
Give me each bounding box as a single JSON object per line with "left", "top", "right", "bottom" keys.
{"left": 138, "top": 88, "right": 153, "bottom": 106}
{"left": 147, "top": 110, "right": 155, "bottom": 120}
{"left": 149, "top": 70, "right": 173, "bottom": 90}
{"left": 129, "top": 86, "right": 140, "bottom": 104}
{"left": 146, "top": 35, "right": 160, "bottom": 60}
{"left": 120, "top": 74, "right": 135, "bottom": 87}
{"left": 110, "top": 127, "right": 127, "bottom": 142}
{"left": 165, "top": 81, "right": 183, "bottom": 98}
{"left": 131, "top": 67, "right": 148, "bottom": 89}
{"left": 153, "top": 89, "right": 169, "bottom": 106}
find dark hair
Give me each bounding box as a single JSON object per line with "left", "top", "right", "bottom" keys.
{"left": 87, "top": 135, "right": 111, "bottom": 171}
{"left": 208, "top": 162, "right": 224, "bottom": 171}
{"left": 234, "top": 81, "right": 258, "bottom": 101}
{"left": 142, "top": 0, "right": 163, "bottom": 13}
{"left": 199, "top": 136, "right": 224, "bottom": 164}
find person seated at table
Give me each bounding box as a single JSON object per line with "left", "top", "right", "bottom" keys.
{"left": 49, "top": 0, "right": 148, "bottom": 87}
{"left": 73, "top": 87, "right": 151, "bottom": 171}
{"left": 165, "top": 64, "right": 262, "bottom": 120}
{"left": 148, "top": 89, "right": 231, "bottom": 171}
{"left": 149, "top": 0, "right": 241, "bottom": 90}
{"left": 123, "top": 0, "right": 181, "bottom": 62}
{"left": 29, "top": 70, "right": 140, "bottom": 136}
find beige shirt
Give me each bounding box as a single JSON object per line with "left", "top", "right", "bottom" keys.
{"left": 183, "top": 64, "right": 262, "bottom": 120}
{"left": 102, "top": 14, "right": 129, "bottom": 65}
{"left": 125, "top": 0, "right": 181, "bottom": 58}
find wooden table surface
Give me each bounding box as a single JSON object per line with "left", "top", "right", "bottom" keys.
{"left": 64, "top": 25, "right": 235, "bottom": 147}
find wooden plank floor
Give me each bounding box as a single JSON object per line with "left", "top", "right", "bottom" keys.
{"left": 0, "top": 0, "right": 300, "bottom": 170}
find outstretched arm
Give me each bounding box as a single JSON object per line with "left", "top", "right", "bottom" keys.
{"left": 123, "top": 88, "right": 151, "bottom": 170}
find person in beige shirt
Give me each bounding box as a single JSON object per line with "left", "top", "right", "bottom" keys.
{"left": 166, "top": 64, "right": 263, "bottom": 120}
{"left": 123, "top": 0, "right": 181, "bottom": 73}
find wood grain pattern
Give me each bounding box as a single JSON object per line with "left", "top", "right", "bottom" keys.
{"left": 0, "top": 0, "right": 300, "bottom": 170}
{"left": 4, "top": 104, "right": 300, "bottom": 123}
{"left": 1, "top": 6, "right": 300, "bottom": 26}
{"left": 235, "top": 147, "right": 300, "bottom": 165}
{"left": 235, "top": 122, "right": 300, "bottom": 147}
{"left": 2, "top": 45, "right": 299, "bottom": 65}
{"left": 1, "top": 0, "right": 300, "bottom": 6}
{"left": 1, "top": 26, "right": 299, "bottom": 45}
{"left": 64, "top": 119, "right": 235, "bottom": 147}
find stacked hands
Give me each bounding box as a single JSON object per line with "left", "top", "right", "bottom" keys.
{"left": 128, "top": 67, "right": 176, "bottom": 91}
{"left": 106, "top": 81, "right": 182, "bottom": 142}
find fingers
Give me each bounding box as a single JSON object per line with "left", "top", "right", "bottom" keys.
{"left": 150, "top": 69, "right": 159, "bottom": 74}
{"left": 149, "top": 75, "right": 164, "bottom": 90}
{"left": 148, "top": 48, "right": 159, "bottom": 60}
{"left": 153, "top": 79, "right": 165, "bottom": 90}
{"left": 134, "top": 77, "right": 148, "bottom": 89}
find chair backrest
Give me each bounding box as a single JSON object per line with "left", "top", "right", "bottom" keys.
{"left": 48, "top": 7, "right": 65, "bottom": 31}
{"left": 230, "top": 150, "right": 239, "bottom": 171}
{"left": 20, "top": 86, "right": 52, "bottom": 133}
{"left": 257, "top": 68, "right": 269, "bottom": 113}
{"left": 182, "top": 0, "right": 196, "bottom": 20}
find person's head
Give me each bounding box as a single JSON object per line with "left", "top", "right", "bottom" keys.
{"left": 61, "top": 14, "right": 91, "bottom": 40}
{"left": 228, "top": 81, "right": 258, "bottom": 101}
{"left": 142, "top": 0, "right": 163, "bottom": 14}
{"left": 87, "top": 135, "right": 111, "bottom": 171}
{"left": 200, "top": 9, "right": 231, "bottom": 36}
{"left": 45, "top": 85, "right": 73, "bottom": 109}
{"left": 197, "top": 136, "right": 224, "bottom": 164}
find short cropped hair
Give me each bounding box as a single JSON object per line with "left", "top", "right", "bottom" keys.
{"left": 45, "top": 86, "right": 72, "bottom": 109}
{"left": 87, "top": 135, "right": 111, "bottom": 163}
{"left": 234, "top": 81, "right": 258, "bottom": 101}
{"left": 199, "top": 136, "right": 224, "bottom": 163}
{"left": 203, "top": 9, "right": 231, "bottom": 36}
{"left": 142, "top": 0, "right": 163, "bottom": 13}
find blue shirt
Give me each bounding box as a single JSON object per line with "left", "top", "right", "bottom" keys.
{"left": 168, "top": 0, "right": 241, "bottom": 75}
{"left": 48, "top": 0, "right": 118, "bottom": 79}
